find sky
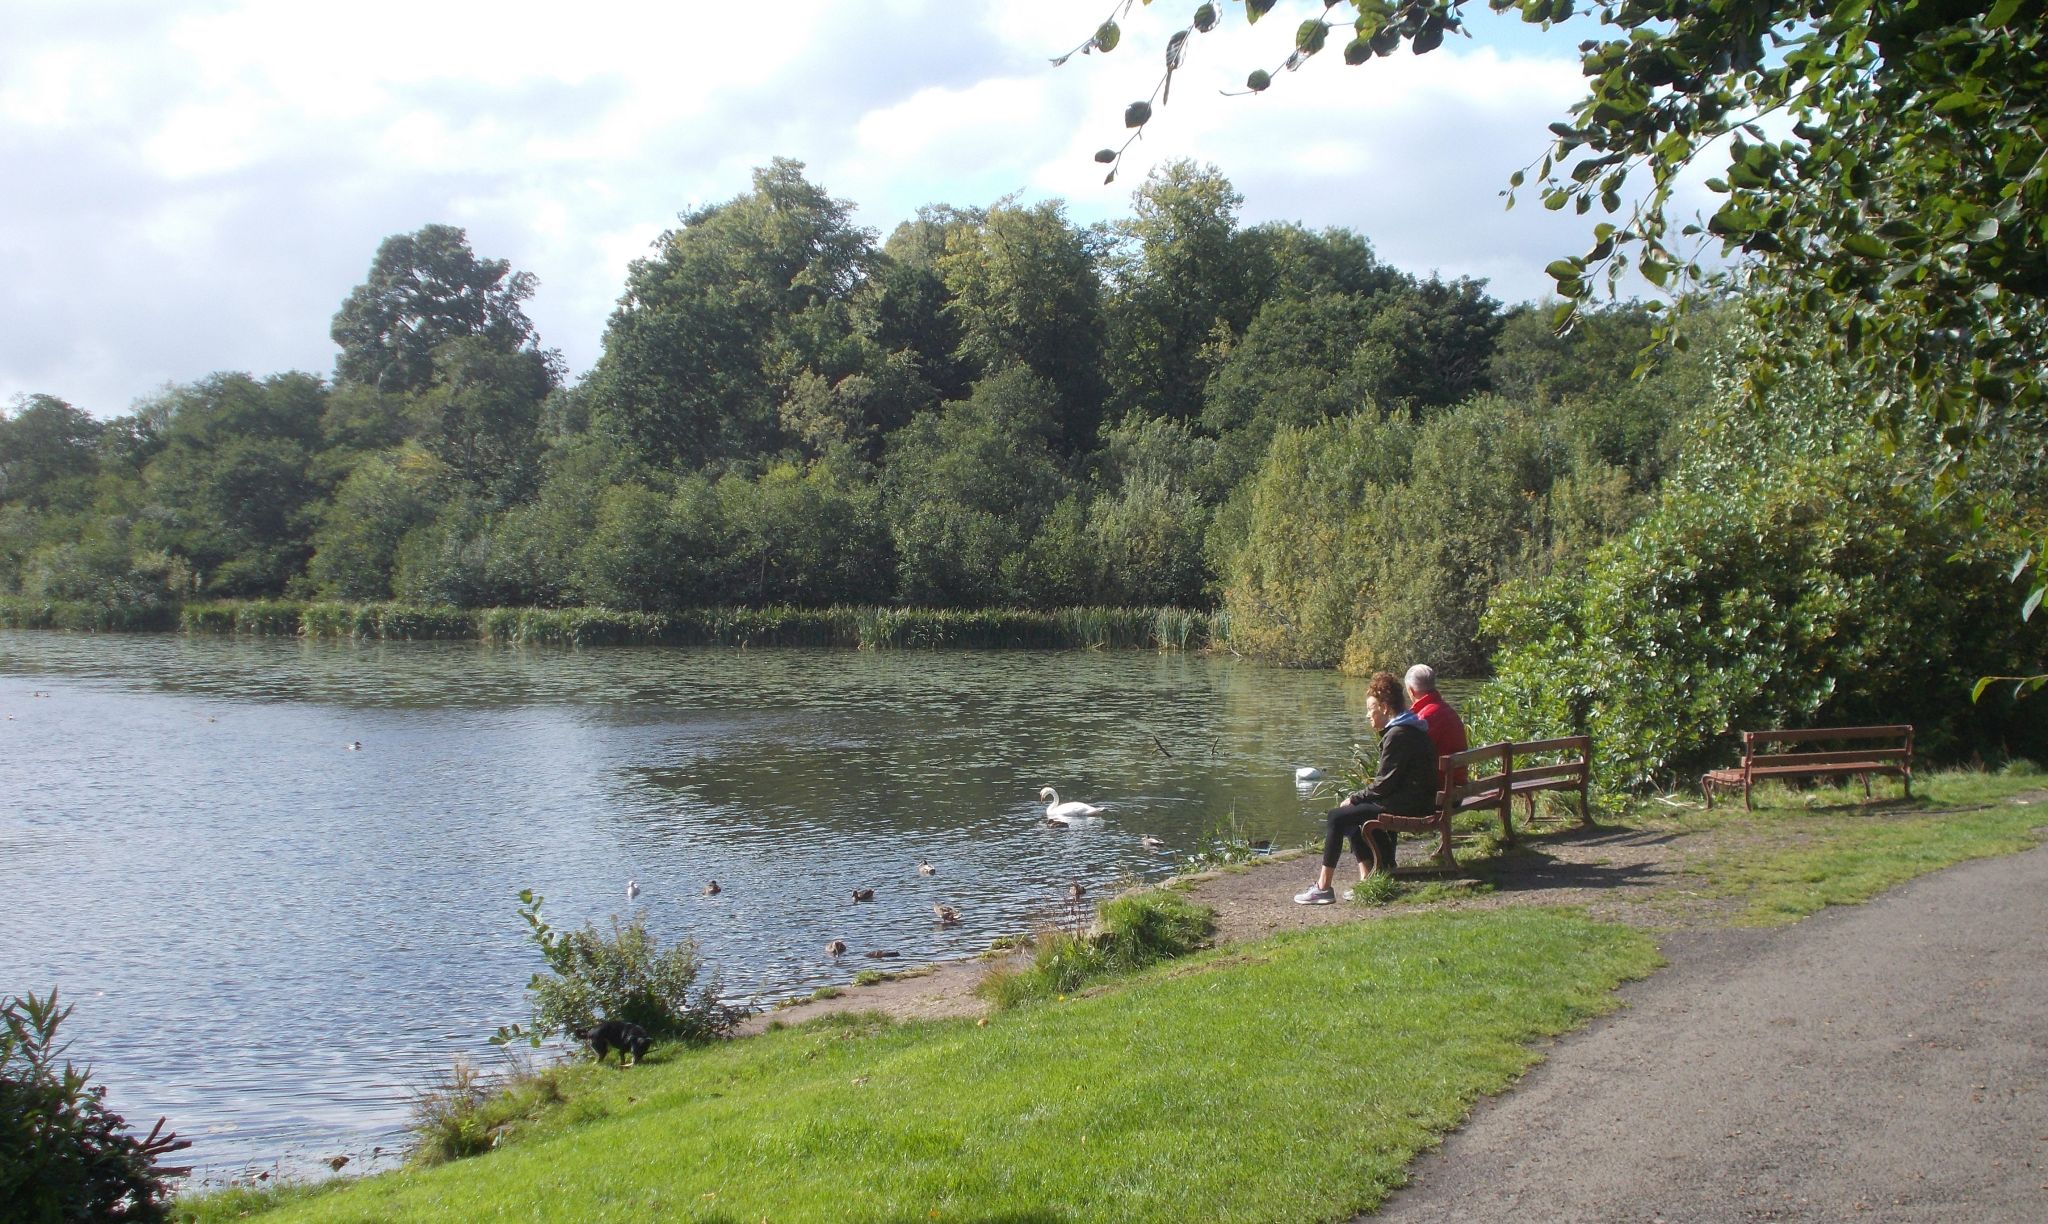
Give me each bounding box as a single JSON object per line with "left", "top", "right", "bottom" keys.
{"left": 1, "top": 0, "right": 1713, "bottom": 418}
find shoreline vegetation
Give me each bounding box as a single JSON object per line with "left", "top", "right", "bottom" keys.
{"left": 0, "top": 597, "right": 1225, "bottom": 652}
{"left": 168, "top": 767, "right": 2048, "bottom": 1223}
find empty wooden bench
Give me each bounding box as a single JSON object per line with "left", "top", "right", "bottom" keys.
{"left": 1363, "top": 736, "right": 1593, "bottom": 873}
{"left": 1700, "top": 725, "right": 1913, "bottom": 811}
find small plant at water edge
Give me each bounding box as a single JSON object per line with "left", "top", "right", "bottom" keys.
{"left": 2, "top": 988, "right": 191, "bottom": 1222}
{"left": 492, "top": 890, "right": 751, "bottom": 1051}
{"left": 407, "top": 1054, "right": 568, "bottom": 1167}
{"left": 979, "top": 889, "right": 1216, "bottom": 1008}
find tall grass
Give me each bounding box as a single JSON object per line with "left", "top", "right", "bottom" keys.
{"left": 979, "top": 888, "right": 1217, "bottom": 1008}
{"left": 0, "top": 597, "right": 177, "bottom": 632}
{"left": 14, "top": 598, "right": 1223, "bottom": 652}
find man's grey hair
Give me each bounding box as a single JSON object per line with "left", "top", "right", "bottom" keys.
{"left": 1404, "top": 664, "right": 1438, "bottom": 694}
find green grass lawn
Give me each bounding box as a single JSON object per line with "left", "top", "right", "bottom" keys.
{"left": 181, "top": 908, "right": 1659, "bottom": 1224}
{"left": 1667, "top": 766, "right": 2048, "bottom": 924}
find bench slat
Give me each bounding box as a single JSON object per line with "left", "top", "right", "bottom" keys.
{"left": 1503, "top": 761, "right": 1587, "bottom": 786}
{"left": 1750, "top": 750, "right": 1908, "bottom": 769}
{"left": 1744, "top": 725, "right": 1912, "bottom": 745}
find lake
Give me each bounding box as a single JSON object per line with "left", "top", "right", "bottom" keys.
{"left": 0, "top": 630, "right": 1430, "bottom": 1185}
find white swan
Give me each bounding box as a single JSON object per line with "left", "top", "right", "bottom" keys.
{"left": 1039, "top": 786, "right": 1103, "bottom": 826}
{"left": 1295, "top": 766, "right": 1324, "bottom": 782}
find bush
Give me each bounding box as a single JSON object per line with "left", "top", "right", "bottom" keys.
{"left": 495, "top": 891, "right": 749, "bottom": 1048}
{"left": 980, "top": 889, "right": 1215, "bottom": 1008}
{"left": 1, "top": 989, "right": 189, "bottom": 1222}
{"left": 1475, "top": 452, "right": 2048, "bottom": 791}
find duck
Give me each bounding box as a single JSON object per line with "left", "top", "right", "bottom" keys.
{"left": 826, "top": 939, "right": 848, "bottom": 956}
{"left": 1039, "top": 786, "right": 1103, "bottom": 825}
{"left": 1295, "top": 766, "right": 1323, "bottom": 782}
{"left": 851, "top": 888, "right": 876, "bottom": 903}
{"left": 1140, "top": 835, "right": 1166, "bottom": 851}
{"left": 348, "top": 741, "right": 363, "bottom": 751}
{"left": 917, "top": 860, "right": 935, "bottom": 876}
{"left": 862, "top": 949, "right": 900, "bottom": 959}
{"left": 933, "top": 903, "right": 962, "bottom": 926}
{"left": 703, "top": 880, "right": 721, "bottom": 896}
{"left": 1066, "top": 881, "right": 1087, "bottom": 904}
{"left": 625, "top": 878, "right": 640, "bottom": 902}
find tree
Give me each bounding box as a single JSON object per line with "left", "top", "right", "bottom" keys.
{"left": 331, "top": 225, "right": 542, "bottom": 394}
{"left": 589, "top": 159, "right": 879, "bottom": 472}
{"left": 0, "top": 395, "right": 102, "bottom": 510}
{"left": 1069, "top": 1, "right": 2048, "bottom": 595}
{"left": 1103, "top": 161, "right": 1265, "bottom": 425}
{"left": 936, "top": 199, "right": 1110, "bottom": 453}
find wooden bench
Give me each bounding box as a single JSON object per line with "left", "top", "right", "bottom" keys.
{"left": 1362, "top": 736, "right": 1593, "bottom": 873}
{"left": 1700, "top": 725, "right": 1913, "bottom": 811}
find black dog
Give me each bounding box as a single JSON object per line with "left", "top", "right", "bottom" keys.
{"left": 573, "top": 1019, "right": 651, "bottom": 1066}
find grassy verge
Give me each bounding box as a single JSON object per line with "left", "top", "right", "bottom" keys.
{"left": 176, "top": 908, "right": 1658, "bottom": 1224}
{"left": 1658, "top": 766, "right": 2048, "bottom": 925}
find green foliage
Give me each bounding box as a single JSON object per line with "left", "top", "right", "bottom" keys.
{"left": 2, "top": 989, "right": 187, "bottom": 1222}
{"left": 1476, "top": 447, "right": 2048, "bottom": 791}
{"left": 495, "top": 891, "right": 749, "bottom": 1047}
{"left": 979, "top": 889, "right": 1216, "bottom": 1007}
{"left": 331, "top": 224, "right": 543, "bottom": 395}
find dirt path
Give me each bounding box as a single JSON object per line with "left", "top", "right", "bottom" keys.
{"left": 743, "top": 802, "right": 1757, "bottom": 1034}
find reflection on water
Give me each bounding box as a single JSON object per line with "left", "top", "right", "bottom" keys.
{"left": 0, "top": 631, "right": 1438, "bottom": 1183}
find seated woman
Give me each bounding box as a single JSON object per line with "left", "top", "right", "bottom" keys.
{"left": 1295, "top": 670, "right": 1438, "bottom": 904}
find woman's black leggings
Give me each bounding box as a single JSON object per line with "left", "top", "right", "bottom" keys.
{"left": 1324, "top": 800, "right": 1396, "bottom": 870}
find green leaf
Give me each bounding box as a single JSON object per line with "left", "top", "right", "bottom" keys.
{"left": 1296, "top": 20, "right": 1329, "bottom": 54}
{"left": 1247, "top": 69, "right": 1272, "bottom": 92}
{"left": 1246, "top": 0, "right": 1276, "bottom": 24}
{"left": 1842, "top": 234, "right": 1888, "bottom": 259}
{"left": 2025, "top": 585, "right": 2044, "bottom": 622}
{"left": 1094, "top": 21, "right": 1121, "bottom": 53}
{"left": 1344, "top": 35, "right": 1373, "bottom": 65}
{"left": 1125, "top": 101, "right": 1153, "bottom": 127}
{"left": 1987, "top": 0, "right": 2021, "bottom": 22}
{"left": 1094, "top": 148, "right": 1118, "bottom": 164}
{"left": 1194, "top": 4, "right": 1219, "bottom": 33}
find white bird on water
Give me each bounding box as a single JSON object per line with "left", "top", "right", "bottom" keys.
{"left": 1294, "top": 766, "right": 1324, "bottom": 782}
{"left": 625, "top": 878, "right": 640, "bottom": 902}
{"left": 1039, "top": 787, "right": 1103, "bottom": 826}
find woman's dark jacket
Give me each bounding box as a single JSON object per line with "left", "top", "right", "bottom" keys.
{"left": 1348, "top": 710, "right": 1440, "bottom": 816}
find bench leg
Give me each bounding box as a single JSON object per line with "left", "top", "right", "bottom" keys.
{"left": 1701, "top": 774, "right": 1715, "bottom": 810}
{"left": 1742, "top": 781, "right": 1753, "bottom": 813}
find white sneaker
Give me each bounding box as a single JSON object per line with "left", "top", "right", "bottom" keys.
{"left": 1293, "top": 885, "right": 1335, "bottom": 905}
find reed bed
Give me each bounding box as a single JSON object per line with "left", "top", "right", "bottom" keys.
{"left": 0, "top": 597, "right": 177, "bottom": 632}
{"left": 34, "top": 599, "right": 1224, "bottom": 652}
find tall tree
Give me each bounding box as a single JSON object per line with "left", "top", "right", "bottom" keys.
{"left": 590, "top": 159, "right": 879, "bottom": 470}
{"left": 1103, "top": 161, "right": 1263, "bottom": 425}
{"left": 936, "top": 199, "right": 1109, "bottom": 452}
{"left": 0, "top": 395, "right": 103, "bottom": 510}
{"left": 331, "top": 224, "right": 542, "bottom": 394}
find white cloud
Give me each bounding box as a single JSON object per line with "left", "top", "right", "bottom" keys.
{"left": 0, "top": 1, "right": 1716, "bottom": 416}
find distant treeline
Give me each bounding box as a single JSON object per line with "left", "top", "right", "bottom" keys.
{"left": 4, "top": 158, "right": 2044, "bottom": 784}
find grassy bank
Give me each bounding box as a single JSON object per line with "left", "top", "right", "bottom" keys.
{"left": 1656, "top": 767, "right": 2048, "bottom": 925}
{"left": 1, "top": 596, "right": 1224, "bottom": 651}
{"left": 179, "top": 908, "right": 1658, "bottom": 1223}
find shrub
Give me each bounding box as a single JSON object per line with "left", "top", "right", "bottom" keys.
{"left": 494, "top": 891, "right": 749, "bottom": 1049}
{"left": 1, "top": 989, "right": 189, "bottom": 1222}
{"left": 979, "top": 889, "right": 1215, "bottom": 1008}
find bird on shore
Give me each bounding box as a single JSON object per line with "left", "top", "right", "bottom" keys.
{"left": 851, "top": 888, "right": 875, "bottom": 903}
{"left": 1039, "top": 786, "right": 1103, "bottom": 826}
{"left": 703, "top": 880, "right": 721, "bottom": 896}
{"left": 826, "top": 939, "right": 847, "bottom": 956}
{"left": 934, "top": 903, "right": 962, "bottom": 926}
{"left": 625, "top": 878, "right": 640, "bottom": 902}
{"left": 917, "top": 860, "right": 935, "bottom": 876}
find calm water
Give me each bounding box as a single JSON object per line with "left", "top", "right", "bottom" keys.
{"left": 0, "top": 630, "right": 1416, "bottom": 1184}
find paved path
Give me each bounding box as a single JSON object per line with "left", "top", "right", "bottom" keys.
{"left": 1375, "top": 843, "right": 2048, "bottom": 1222}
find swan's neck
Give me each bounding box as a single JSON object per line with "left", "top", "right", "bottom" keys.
{"left": 1045, "top": 789, "right": 1061, "bottom": 806}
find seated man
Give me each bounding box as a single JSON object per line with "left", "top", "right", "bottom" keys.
{"left": 1405, "top": 663, "right": 1468, "bottom": 790}
{"left": 1295, "top": 671, "right": 1437, "bottom": 903}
